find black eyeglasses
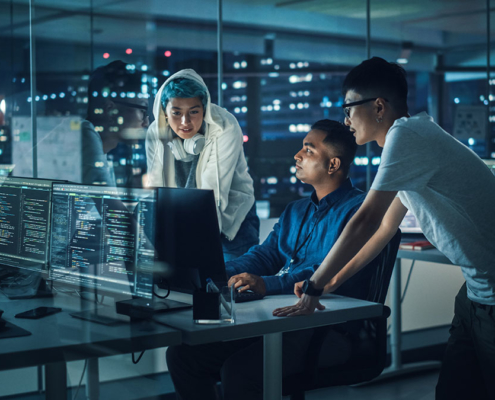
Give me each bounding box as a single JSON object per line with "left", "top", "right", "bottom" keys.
{"left": 112, "top": 100, "right": 149, "bottom": 121}
{"left": 342, "top": 97, "right": 388, "bottom": 119}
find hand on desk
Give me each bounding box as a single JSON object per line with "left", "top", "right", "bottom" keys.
{"left": 272, "top": 294, "right": 325, "bottom": 317}
{"left": 228, "top": 273, "right": 266, "bottom": 296}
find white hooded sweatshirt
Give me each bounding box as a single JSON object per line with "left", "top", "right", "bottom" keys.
{"left": 145, "top": 69, "right": 255, "bottom": 241}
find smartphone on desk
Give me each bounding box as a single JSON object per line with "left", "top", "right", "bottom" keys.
{"left": 15, "top": 306, "right": 62, "bottom": 319}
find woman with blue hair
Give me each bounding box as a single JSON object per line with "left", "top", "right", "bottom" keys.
{"left": 146, "top": 69, "right": 259, "bottom": 260}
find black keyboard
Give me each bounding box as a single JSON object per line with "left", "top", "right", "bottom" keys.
{"left": 234, "top": 290, "right": 264, "bottom": 303}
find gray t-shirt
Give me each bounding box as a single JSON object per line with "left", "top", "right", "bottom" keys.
{"left": 372, "top": 112, "right": 495, "bottom": 305}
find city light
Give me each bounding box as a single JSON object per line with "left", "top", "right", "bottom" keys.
{"left": 468, "top": 138, "right": 476, "bottom": 146}
{"left": 233, "top": 81, "right": 247, "bottom": 89}
{"left": 454, "top": 98, "right": 460, "bottom": 104}
{"left": 103, "top": 53, "right": 110, "bottom": 59}
{"left": 290, "top": 176, "right": 297, "bottom": 184}
{"left": 243, "top": 135, "right": 249, "bottom": 143}
{"left": 267, "top": 177, "right": 278, "bottom": 185}
{"left": 126, "top": 48, "right": 133, "bottom": 55}
{"left": 164, "top": 51, "right": 172, "bottom": 57}
{"left": 0, "top": 99, "right": 5, "bottom": 114}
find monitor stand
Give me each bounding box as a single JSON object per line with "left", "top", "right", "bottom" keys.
{"left": 116, "top": 297, "right": 192, "bottom": 319}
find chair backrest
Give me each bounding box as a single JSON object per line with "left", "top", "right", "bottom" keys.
{"left": 365, "top": 229, "right": 401, "bottom": 305}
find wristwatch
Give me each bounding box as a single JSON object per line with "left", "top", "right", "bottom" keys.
{"left": 301, "top": 279, "right": 324, "bottom": 297}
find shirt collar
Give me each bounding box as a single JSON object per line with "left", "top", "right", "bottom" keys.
{"left": 310, "top": 178, "right": 354, "bottom": 209}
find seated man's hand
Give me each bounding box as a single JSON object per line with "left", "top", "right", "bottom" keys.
{"left": 228, "top": 273, "right": 266, "bottom": 295}
{"left": 272, "top": 294, "right": 325, "bottom": 317}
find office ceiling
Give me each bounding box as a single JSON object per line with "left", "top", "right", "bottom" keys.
{"left": 0, "top": 0, "right": 493, "bottom": 69}
{"left": 235, "top": 0, "right": 494, "bottom": 35}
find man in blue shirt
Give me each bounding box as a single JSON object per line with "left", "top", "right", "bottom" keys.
{"left": 166, "top": 119, "right": 380, "bottom": 400}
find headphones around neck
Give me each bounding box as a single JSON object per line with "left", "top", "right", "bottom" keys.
{"left": 167, "top": 134, "right": 206, "bottom": 162}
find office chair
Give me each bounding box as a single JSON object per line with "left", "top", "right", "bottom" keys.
{"left": 282, "top": 230, "right": 401, "bottom": 400}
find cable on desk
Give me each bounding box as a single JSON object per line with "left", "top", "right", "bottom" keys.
{"left": 72, "top": 359, "right": 88, "bottom": 400}
{"left": 153, "top": 279, "right": 170, "bottom": 299}
{"left": 132, "top": 351, "right": 145, "bottom": 364}
{"left": 387, "top": 260, "right": 415, "bottom": 333}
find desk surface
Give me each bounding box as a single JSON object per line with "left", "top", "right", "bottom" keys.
{"left": 154, "top": 294, "right": 383, "bottom": 345}
{"left": 397, "top": 248, "right": 452, "bottom": 265}
{"left": 0, "top": 293, "right": 181, "bottom": 371}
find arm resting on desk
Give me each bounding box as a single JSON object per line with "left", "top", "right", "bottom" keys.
{"left": 275, "top": 194, "right": 407, "bottom": 317}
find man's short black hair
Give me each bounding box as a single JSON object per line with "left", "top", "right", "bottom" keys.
{"left": 342, "top": 57, "right": 408, "bottom": 114}
{"left": 311, "top": 119, "right": 357, "bottom": 176}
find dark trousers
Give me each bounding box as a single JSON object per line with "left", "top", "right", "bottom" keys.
{"left": 436, "top": 283, "right": 495, "bottom": 400}
{"left": 166, "top": 328, "right": 352, "bottom": 400}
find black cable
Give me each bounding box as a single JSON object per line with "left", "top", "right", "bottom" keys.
{"left": 72, "top": 359, "right": 88, "bottom": 400}
{"left": 387, "top": 260, "right": 415, "bottom": 333}
{"left": 132, "top": 351, "right": 145, "bottom": 364}
{"left": 401, "top": 260, "right": 415, "bottom": 303}
{"left": 153, "top": 279, "right": 170, "bottom": 299}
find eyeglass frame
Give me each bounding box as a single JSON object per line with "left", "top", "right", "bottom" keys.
{"left": 342, "top": 97, "right": 388, "bottom": 119}
{"left": 112, "top": 99, "right": 149, "bottom": 121}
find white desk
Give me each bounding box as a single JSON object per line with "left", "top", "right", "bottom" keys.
{"left": 154, "top": 293, "right": 383, "bottom": 400}
{"left": 0, "top": 293, "right": 181, "bottom": 400}
{"left": 380, "top": 248, "right": 452, "bottom": 380}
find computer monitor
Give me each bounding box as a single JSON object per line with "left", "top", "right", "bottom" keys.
{"left": 0, "top": 176, "right": 58, "bottom": 271}
{"left": 49, "top": 183, "right": 156, "bottom": 299}
{"left": 154, "top": 187, "right": 227, "bottom": 293}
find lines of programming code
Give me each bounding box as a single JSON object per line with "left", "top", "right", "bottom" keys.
{"left": 103, "top": 200, "right": 136, "bottom": 275}
{"left": 0, "top": 180, "right": 52, "bottom": 266}
{"left": 20, "top": 191, "right": 51, "bottom": 260}
{"left": 0, "top": 188, "right": 19, "bottom": 256}
{"left": 50, "top": 186, "right": 156, "bottom": 298}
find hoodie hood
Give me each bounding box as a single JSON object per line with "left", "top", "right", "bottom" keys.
{"left": 152, "top": 69, "right": 222, "bottom": 139}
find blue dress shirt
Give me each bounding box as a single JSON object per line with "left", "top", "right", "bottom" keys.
{"left": 226, "top": 179, "right": 378, "bottom": 296}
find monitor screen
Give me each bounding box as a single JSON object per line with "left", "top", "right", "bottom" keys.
{"left": 399, "top": 210, "right": 423, "bottom": 234}
{"left": 49, "top": 183, "right": 156, "bottom": 299}
{"left": 0, "top": 177, "right": 58, "bottom": 271}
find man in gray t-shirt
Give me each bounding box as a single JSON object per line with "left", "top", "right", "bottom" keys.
{"left": 273, "top": 57, "right": 495, "bottom": 400}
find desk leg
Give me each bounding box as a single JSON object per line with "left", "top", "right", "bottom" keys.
{"left": 391, "top": 258, "right": 402, "bottom": 369}
{"left": 375, "top": 258, "right": 441, "bottom": 382}
{"left": 45, "top": 361, "right": 67, "bottom": 400}
{"left": 263, "top": 332, "right": 282, "bottom": 400}
{"left": 85, "top": 358, "right": 100, "bottom": 400}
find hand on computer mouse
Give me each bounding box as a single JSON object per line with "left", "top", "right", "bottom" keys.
{"left": 228, "top": 273, "right": 266, "bottom": 296}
